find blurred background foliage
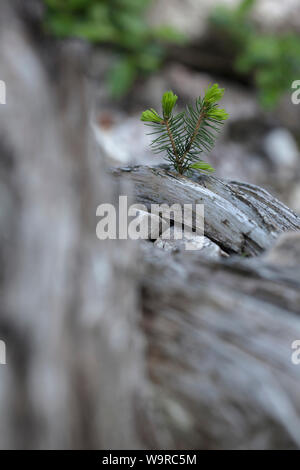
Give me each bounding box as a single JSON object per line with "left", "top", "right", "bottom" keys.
{"left": 210, "top": 0, "right": 300, "bottom": 108}
{"left": 44, "top": 0, "right": 185, "bottom": 97}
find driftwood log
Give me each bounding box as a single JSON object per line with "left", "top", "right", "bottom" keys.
{"left": 112, "top": 166, "right": 300, "bottom": 255}
{"left": 1, "top": 0, "right": 300, "bottom": 450}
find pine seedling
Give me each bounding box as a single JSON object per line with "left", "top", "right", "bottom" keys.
{"left": 141, "top": 84, "right": 228, "bottom": 175}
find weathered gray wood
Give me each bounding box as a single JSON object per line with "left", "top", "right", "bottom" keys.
{"left": 112, "top": 166, "right": 300, "bottom": 255}
{"left": 0, "top": 0, "right": 145, "bottom": 450}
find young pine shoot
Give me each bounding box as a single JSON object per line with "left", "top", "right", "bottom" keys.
{"left": 141, "top": 84, "right": 228, "bottom": 175}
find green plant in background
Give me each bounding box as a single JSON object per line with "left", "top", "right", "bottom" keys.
{"left": 44, "top": 0, "right": 185, "bottom": 98}
{"left": 210, "top": 0, "right": 300, "bottom": 108}
{"left": 141, "top": 85, "right": 228, "bottom": 175}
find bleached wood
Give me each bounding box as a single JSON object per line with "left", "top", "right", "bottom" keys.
{"left": 112, "top": 166, "right": 300, "bottom": 255}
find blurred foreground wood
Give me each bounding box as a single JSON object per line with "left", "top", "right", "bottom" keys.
{"left": 1, "top": 0, "right": 300, "bottom": 450}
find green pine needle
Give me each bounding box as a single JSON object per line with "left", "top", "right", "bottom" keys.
{"left": 204, "top": 83, "right": 225, "bottom": 104}
{"left": 141, "top": 85, "right": 229, "bottom": 175}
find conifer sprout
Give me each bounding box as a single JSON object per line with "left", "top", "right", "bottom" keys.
{"left": 141, "top": 84, "right": 229, "bottom": 175}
